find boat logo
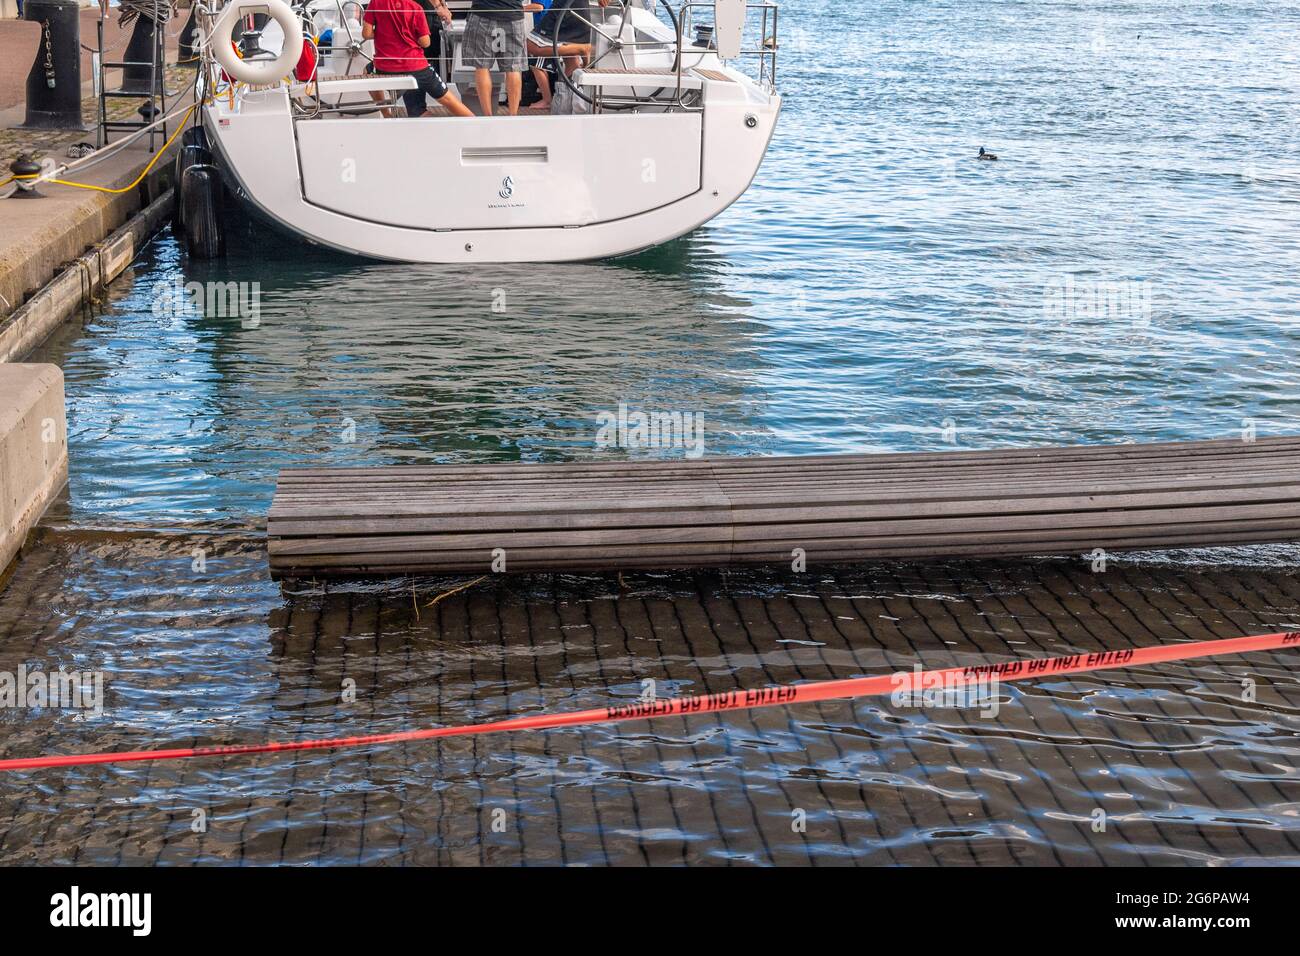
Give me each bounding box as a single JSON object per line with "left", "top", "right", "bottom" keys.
{"left": 489, "top": 175, "right": 526, "bottom": 209}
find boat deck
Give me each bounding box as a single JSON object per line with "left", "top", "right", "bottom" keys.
{"left": 0, "top": 528, "right": 1296, "bottom": 865}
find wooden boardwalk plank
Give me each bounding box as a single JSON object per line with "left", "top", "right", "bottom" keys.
{"left": 268, "top": 438, "right": 1300, "bottom": 578}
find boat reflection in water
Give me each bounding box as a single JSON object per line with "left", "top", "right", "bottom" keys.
{"left": 45, "top": 232, "right": 771, "bottom": 526}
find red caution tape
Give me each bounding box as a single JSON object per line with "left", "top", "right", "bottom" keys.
{"left": 2, "top": 631, "right": 1296, "bottom": 772}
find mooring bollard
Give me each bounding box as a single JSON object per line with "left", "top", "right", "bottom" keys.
{"left": 7, "top": 156, "right": 44, "bottom": 199}
{"left": 120, "top": 2, "right": 167, "bottom": 93}
{"left": 18, "top": 0, "right": 89, "bottom": 131}
{"left": 121, "top": 17, "right": 153, "bottom": 94}
{"left": 177, "top": 7, "right": 199, "bottom": 64}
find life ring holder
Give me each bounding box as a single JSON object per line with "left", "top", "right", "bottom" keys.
{"left": 210, "top": 0, "right": 304, "bottom": 86}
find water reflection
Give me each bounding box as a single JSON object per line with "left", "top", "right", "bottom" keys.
{"left": 35, "top": 233, "right": 769, "bottom": 525}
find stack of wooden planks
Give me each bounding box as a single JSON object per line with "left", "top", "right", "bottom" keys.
{"left": 267, "top": 437, "right": 1300, "bottom": 578}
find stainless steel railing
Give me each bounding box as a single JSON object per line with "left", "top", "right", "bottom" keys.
{"left": 578, "top": 0, "right": 779, "bottom": 111}
{"left": 678, "top": 1, "right": 778, "bottom": 90}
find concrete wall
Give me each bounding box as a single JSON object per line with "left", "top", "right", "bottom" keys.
{"left": 0, "top": 364, "right": 67, "bottom": 577}
{"left": 0, "top": 189, "right": 174, "bottom": 362}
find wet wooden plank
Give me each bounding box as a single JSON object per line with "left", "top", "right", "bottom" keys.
{"left": 268, "top": 438, "right": 1300, "bottom": 577}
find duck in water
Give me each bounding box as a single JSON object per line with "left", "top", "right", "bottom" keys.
{"left": 978, "top": 146, "right": 998, "bottom": 161}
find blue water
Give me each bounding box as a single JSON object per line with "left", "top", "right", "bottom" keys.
{"left": 6, "top": 0, "right": 1300, "bottom": 867}
{"left": 29, "top": 0, "right": 1300, "bottom": 527}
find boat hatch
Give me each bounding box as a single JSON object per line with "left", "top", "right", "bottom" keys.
{"left": 294, "top": 113, "right": 703, "bottom": 231}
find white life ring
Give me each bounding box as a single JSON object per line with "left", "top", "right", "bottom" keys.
{"left": 211, "top": 0, "right": 304, "bottom": 85}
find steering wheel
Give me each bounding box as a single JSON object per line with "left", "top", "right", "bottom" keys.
{"left": 550, "top": 0, "right": 681, "bottom": 108}
{"left": 335, "top": 0, "right": 373, "bottom": 74}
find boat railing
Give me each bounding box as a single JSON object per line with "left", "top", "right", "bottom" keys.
{"left": 679, "top": 1, "right": 778, "bottom": 91}
{"left": 197, "top": 0, "right": 778, "bottom": 117}
{"left": 287, "top": 0, "right": 373, "bottom": 119}
{"left": 563, "top": 0, "right": 779, "bottom": 112}
{"left": 194, "top": 0, "right": 378, "bottom": 118}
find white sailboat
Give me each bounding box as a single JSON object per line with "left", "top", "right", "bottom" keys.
{"left": 190, "top": 0, "right": 782, "bottom": 262}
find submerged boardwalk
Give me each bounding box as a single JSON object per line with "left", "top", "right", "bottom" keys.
{"left": 268, "top": 437, "right": 1300, "bottom": 578}
{"left": 0, "top": 528, "right": 1297, "bottom": 866}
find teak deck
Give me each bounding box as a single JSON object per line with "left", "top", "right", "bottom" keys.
{"left": 267, "top": 437, "right": 1300, "bottom": 578}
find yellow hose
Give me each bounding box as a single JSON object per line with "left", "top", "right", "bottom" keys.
{"left": 5, "top": 105, "right": 197, "bottom": 195}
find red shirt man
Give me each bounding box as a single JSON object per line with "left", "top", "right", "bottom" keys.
{"left": 362, "top": 0, "right": 434, "bottom": 74}
{"left": 361, "top": 0, "right": 473, "bottom": 117}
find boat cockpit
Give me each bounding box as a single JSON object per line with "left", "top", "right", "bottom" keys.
{"left": 207, "top": 0, "right": 778, "bottom": 120}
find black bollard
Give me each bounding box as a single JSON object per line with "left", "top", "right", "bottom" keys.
{"left": 120, "top": 9, "right": 161, "bottom": 94}
{"left": 177, "top": 7, "right": 199, "bottom": 64}
{"left": 7, "top": 156, "right": 44, "bottom": 199}
{"left": 19, "top": 0, "right": 89, "bottom": 131}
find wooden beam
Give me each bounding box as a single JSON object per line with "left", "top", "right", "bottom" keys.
{"left": 267, "top": 437, "right": 1300, "bottom": 578}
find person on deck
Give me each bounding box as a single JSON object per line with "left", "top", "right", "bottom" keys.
{"left": 463, "top": 0, "right": 546, "bottom": 116}
{"left": 526, "top": 0, "right": 609, "bottom": 111}
{"left": 362, "top": 0, "right": 474, "bottom": 117}
{"left": 415, "top": 0, "right": 449, "bottom": 73}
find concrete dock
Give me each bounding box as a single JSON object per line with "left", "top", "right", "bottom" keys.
{"left": 0, "top": 12, "right": 185, "bottom": 331}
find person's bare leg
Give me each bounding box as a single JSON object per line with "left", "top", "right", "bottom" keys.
{"left": 368, "top": 88, "right": 393, "bottom": 118}
{"left": 437, "top": 90, "right": 475, "bottom": 118}
{"left": 525, "top": 42, "right": 552, "bottom": 108}
{"left": 474, "top": 67, "right": 495, "bottom": 115}
{"left": 528, "top": 66, "right": 552, "bottom": 109}
{"left": 505, "top": 71, "right": 522, "bottom": 115}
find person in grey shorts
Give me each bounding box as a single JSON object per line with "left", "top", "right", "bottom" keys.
{"left": 463, "top": 1, "right": 541, "bottom": 116}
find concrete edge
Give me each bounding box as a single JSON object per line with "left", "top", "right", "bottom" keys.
{"left": 0, "top": 363, "right": 68, "bottom": 578}
{"left": 0, "top": 187, "right": 173, "bottom": 363}
{"left": 0, "top": 80, "right": 193, "bottom": 324}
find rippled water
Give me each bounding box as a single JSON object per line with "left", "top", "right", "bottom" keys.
{"left": 26, "top": 0, "right": 1300, "bottom": 526}
{"left": 4, "top": 0, "right": 1300, "bottom": 865}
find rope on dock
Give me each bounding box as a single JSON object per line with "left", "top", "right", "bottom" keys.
{"left": 18, "top": 105, "right": 196, "bottom": 195}
{"left": 0, "top": 90, "right": 198, "bottom": 197}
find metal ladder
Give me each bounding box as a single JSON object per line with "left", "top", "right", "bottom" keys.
{"left": 96, "top": 3, "right": 170, "bottom": 152}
